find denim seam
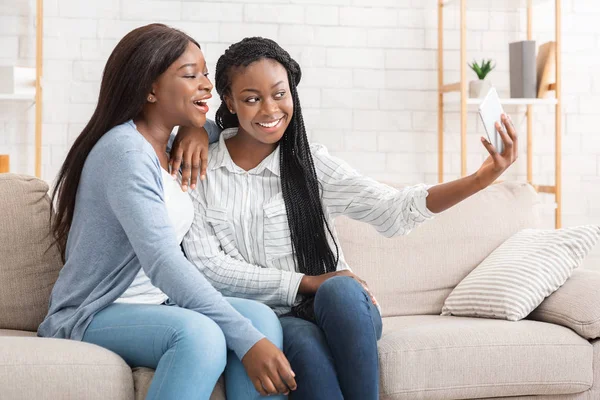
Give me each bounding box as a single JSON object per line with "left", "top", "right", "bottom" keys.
{"left": 361, "top": 290, "right": 379, "bottom": 341}
{"left": 85, "top": 324, "right": 181, "bottom": 333}
{"left": 86, "top": 323, "right": 178, "bottom": 399}
{"left": 150, "top": 327, "right": 178, "bottom": 400}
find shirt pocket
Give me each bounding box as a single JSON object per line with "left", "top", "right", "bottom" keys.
{"left": 205, "top": 206, "right": 242, "bottom": 259}
{"left": 263, "top": 196, "right": 294, "bottom": 263}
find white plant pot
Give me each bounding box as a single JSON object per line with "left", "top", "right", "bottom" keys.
{"left": 469, "top": 79, "right": 492, "bottom": 98}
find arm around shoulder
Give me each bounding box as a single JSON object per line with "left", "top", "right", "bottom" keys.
{"left": 204, "top": 119, "right": 222, "bottom": 144}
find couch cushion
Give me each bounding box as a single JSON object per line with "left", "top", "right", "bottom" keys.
{"left": 335, "top": 181, "right": 542, "bottom": 317}
{"left": 0, "top": 174, "right": 62, "bottom": 331}
{"left": 0, "top": 334, "right": 133, "bottom": 399}
{"left": 442, "top": 225, "right": 600, "bottom": 321}
{"left": 529, "top": 268, "right": 600, "bottom": 340}
{"left": 592, "top": 338, "right": 600, "bottom": 399}
{"left": 133, "top": 368, "right": 225, "bottom": 400}
{"left": 0, "top": 331, "right": 227, "bottom": 400}
{"left": 0, "top": 329, "right": 36, "bottom": 337}
{"left": 378, "top": 315, "right": 593, "bottom": 400}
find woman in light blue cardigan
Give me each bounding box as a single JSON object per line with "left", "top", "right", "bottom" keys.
{"left": 38, "top": 24, "right": 296, "bottom": 400}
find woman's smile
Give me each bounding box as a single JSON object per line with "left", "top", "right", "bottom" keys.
{"left": 192, "top": 95, "right": 211, "bottom": 114}
{"left": 255, "top": 117, "right": 285, "bottom": 133}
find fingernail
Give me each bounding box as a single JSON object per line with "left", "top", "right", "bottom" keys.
{"left": 191, "top": 184, "right": 196, "bottom": 190}
{"left": 291, "top": 370, "right": 296, "bottom": 377}
{"left": 182, "top": 185, "right": 188, "bottom": 192}
{"left": 201, "top": 175, "right": 205, "bottom": 181}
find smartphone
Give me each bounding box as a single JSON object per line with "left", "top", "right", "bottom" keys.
{"left": 478, "top": 87, "right": 505, "bottom": 154}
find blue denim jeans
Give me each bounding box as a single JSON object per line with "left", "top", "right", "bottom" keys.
{"left": 82, "top": 297, "right": 285, "bottom": 400}
{"left": 280, "top": 276, "right": 383, "bottom": 400}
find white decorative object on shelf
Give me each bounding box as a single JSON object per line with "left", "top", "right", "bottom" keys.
{"left": 0, "top": 66, "right": 36, "bottom": 96}
{"left": 468, "top": 59, "right": 495, "bottom": 98}
{"left": 466, "top": 97, "right": 558, "bottom": 106}
{"left": 468, "top": 80, "right": 492, "bottom": 99}
{"left": 442, "top": 0, "right": 551, "bottom": 8}
{"left": 444, "top": 96, "right": 558, "bottom": 106}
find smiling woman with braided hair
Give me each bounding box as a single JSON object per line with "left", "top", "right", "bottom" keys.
{"left": 183, "top": 37, "right": 518, "bottom": 399}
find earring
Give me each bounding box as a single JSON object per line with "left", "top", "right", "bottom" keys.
{"left": 147, "top": 96, "right": 154, "bottom": 102}
{"left": 229, "top": 109, "right": 235, "bottom": 114}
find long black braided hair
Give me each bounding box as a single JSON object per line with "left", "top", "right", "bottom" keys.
{"left": 215, "top": 37, "right": 339, "bottom": 282}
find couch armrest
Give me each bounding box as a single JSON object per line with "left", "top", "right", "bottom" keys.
{"left": 528, "top": 268, "right": 600, "bottom": 340}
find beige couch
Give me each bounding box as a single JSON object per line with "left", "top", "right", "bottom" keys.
{"left": 1, "top": 173, "right": 599, "bottom": 400}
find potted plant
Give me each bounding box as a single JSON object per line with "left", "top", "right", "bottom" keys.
{"left": 468, "top": 59, "right": 495, "bottom": 98}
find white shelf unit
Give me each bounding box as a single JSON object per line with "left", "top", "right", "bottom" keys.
{"left": 0, "top": 0, "right": 43, "bottom": 177}
{"left": 443, "top": 97, "right": 558, "bottom": 106}
{"left": 468, "top": 98, "right": 557, "bottom": 106}
{"left": 442, "top": 0, "right": 552, "bottom": 8}
{"left": 437, "top": 0, "right": 562, "bottom": 228}
{"left": 0, "top": 93, "right": 36, "bottom": 102}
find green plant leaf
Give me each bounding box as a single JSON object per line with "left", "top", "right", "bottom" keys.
{"left": 469, "top": 58, "right": 495, "bottom": 80}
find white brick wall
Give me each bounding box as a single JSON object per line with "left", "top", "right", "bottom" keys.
{"left": 1, "top": 0, "right": 599, "bottom": 269}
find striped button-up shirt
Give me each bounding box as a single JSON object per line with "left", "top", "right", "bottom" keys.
{"left": 182, "top": 128, "right": 435, "bottom": 315}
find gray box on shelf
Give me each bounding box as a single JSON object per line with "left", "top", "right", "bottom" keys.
{"left": 509, "top": 40, "right": 536, "bottom": 98}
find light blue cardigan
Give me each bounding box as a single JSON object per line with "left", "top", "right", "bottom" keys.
{"left": 38, "top": 120, "right": 264, "bottom": 359}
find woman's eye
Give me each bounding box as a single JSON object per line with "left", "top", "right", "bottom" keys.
{"left": 246, "top": 97, "right": 259, "bottom": 103}
{"left": 203, "top": 72, "right": 210, "bottom": 77}
{"left": 184, "top": 75, "right": 196, "bottom": 79}
{"left": 275, "top": 91, "right": 285, "bottom": 99}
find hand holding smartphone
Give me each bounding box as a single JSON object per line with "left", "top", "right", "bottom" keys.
{"left": 478, "top": 87, "right": 505, "bottom": 154}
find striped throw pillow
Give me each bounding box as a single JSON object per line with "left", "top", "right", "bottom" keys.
{"left": 441, "top": 225, "right": 600, "bottom": 321}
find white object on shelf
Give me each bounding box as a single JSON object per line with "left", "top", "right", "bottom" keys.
{"left": 467, "top": 97, "right": 557, "bottom": 105}
{"left": 0, "top": 66, "right": 36, "bottom": 96}
{"left": 0, "top": 93, "right": 35, "bottom": 101}
{"left": 445, "top": 96, "right": 557, "bottom": 106}
{"left": 442, "top": 0, "right": 551, "bottom": 9}
{"left": 468, "top": 79, "right": 492, "bottom": 98}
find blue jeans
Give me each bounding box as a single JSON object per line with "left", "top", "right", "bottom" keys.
{"left": 280, "top": 276, "right": 383, "bottom": 400}
{"left": 82, "top": 298, "right": 285, "bottom": 400}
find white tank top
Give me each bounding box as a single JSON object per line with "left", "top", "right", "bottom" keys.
{"left": 115, "top": 169, "right": 194, "bottom": 304}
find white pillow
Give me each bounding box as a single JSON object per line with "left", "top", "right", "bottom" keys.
{"left": 441, "top": 225, "right": 600, "bottom": 321}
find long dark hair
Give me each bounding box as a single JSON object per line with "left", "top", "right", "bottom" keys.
{"left": 51, "top": 23, "right": 200, "bottom": 261}
{"left": 214, "top": 37, "right": 339, "bottom": 278}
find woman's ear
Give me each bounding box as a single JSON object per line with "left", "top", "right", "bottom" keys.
{"left": 147, "top": 85, "right": 157, "bottom": 103}
{"left": 224, "top": 95, "right": 235, "bottom": 114}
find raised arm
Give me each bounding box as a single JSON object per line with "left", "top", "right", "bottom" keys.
{"left": 425, "top": 114, "right": 518, "bottom": 213}
{"left": 183, "top": 184, "right": 304, "bottom": 308}
{"left": 314, "top": 113, "right": 518, "bottom": 233}
{"left": 312, "top": 144, "right": 435, "bottom": 238}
